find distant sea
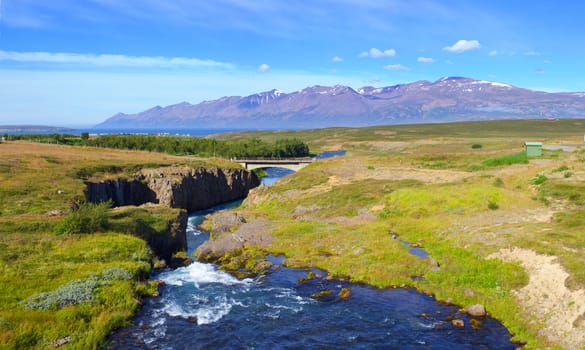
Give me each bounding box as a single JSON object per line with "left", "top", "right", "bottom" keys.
{"left": 3, "top": 127, "right": 276, "bottom": 137}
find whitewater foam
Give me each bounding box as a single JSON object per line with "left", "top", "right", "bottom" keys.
{"left": 161, "top": 262, "right": 251, "bottom": 288}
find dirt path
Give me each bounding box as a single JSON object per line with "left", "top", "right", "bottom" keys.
{"left": 489, "top": 248, "right": 585, "bottom": 349}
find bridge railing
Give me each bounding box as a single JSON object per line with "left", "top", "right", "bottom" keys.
{"left": 231, "top": 157, "right": 315, "bottom": 162}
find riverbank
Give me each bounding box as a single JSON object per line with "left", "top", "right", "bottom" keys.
{"left": 202, "top": 121, "right": 585, "bottom": 349}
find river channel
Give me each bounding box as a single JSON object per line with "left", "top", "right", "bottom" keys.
{"left": 109, "top": 166, "right": 517, "bottom": 349}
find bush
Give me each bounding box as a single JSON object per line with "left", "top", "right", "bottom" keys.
{"left": 471, "top": 143, "right": 483, "bottom": 149}
{"left": 488, "top": 201, "right": 499, "bottom": 210}
{"left": 553, "top": 165, "right": 569, "bottom": 173}
{"left": 531, "top": 174, "right": 548, "bottom": 185}
{"left": 23, "top": 277, "right": 101, "bottom": 310}
{"left": 56, "top": 202, "right": 110, "bottom": 235}
{"left": 23, "top": 268, "right": 133, "bottom": 310}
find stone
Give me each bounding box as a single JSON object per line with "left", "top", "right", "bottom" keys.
{"left": 52, "top": 336, "right": 72, "bottom": 348}
{"left": 469, "top": 318, "right": 483, "bottom": 329}
{"left": 338, "top": 287, "right": 352, "bottom": 300}
{"left": 310, "top": 290, "right": 334, "bottom": 300}
{"left": 254, "top": 260, "right": 274, "bottom": 272}
{"left": 452, "top": 319, "right": 465, "bottom": 328}
{"left": 463, "top": 288, "right": 475, "bottom": 297}
{"left": 466, "top": 304, "right": 487, "bottom": 317}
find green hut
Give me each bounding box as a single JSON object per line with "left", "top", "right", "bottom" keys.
{"left": 524, "top": 142, "right": 542, "bottom": 157}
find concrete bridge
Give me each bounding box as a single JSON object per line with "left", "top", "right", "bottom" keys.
{"left": 234, "top": 157, "right": 315, "bottom": 171}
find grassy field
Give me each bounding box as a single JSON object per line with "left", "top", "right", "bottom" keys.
{"left": 2, "top": 119, "right": 585, "bottom": 349}
{"left": 207, "top": 119, "right": 585, "bottom": 349}
{"left": 0, "top": 142, "right": 231, "bottom": 349}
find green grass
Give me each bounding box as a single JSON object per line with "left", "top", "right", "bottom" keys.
{"left": 482, "top": 152, "right": 528, "bottom": 167}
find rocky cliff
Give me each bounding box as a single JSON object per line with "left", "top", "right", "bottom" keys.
{"left": 86, "top": 166, "right": 260, "bottom": 211}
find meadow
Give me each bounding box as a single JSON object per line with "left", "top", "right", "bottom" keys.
{"left": 2, "top": 119, "right": 585, "bottom": 348}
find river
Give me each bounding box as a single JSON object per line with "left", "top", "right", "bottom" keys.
{"left": 108, "top": 165, "right": 517, "bottom": 349}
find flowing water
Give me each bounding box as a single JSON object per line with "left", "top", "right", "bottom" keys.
{"left": 109, "top": 159, "right": 518, "bottom": 349}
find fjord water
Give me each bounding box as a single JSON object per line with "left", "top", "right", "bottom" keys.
{"left": 109, "top": 162, "right": 517, "bottom": 349}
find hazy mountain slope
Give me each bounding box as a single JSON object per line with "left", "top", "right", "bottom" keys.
{"left": 96, "top": 77, "right": 585, "bottom": 129}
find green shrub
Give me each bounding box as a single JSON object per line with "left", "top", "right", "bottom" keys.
{"left": 564, "top": 171, "right": 573, "bottom": 178}
{"left": 23, "top": 277, "right": 101, "bottom": 310}
{"left": 56, "top": 202, "right": 110, "bottom": 235}
{"left": 23, "top": 268, "right": 133, "bottom": 311}
{"left": 553, "top": 165, "right": 569, "bottom": 173}
{"left": 488, "top": 201, "right": 499, "bottom": 210}
{"left": 531, "top": 174, "right": 548, "bottom": 185}
{"left": 471, "top": 143, "right": 483, "bottom": 149}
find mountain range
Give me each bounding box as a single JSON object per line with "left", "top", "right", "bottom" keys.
{"left": 96, "top": 77, "right": 585, "bottom": 129}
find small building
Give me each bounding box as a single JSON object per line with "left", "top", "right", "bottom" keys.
{"left": 524, "top": 142, "right": 542, "bottom": 157}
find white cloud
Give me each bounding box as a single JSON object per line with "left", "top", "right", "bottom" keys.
{"left": 488, "top": 50, "right": 498, "bottom": 56}
{"left": 443, "top": 39, "right": 481, "bottom": 53}
{"left": 543, "top": 60, "right": 552, "bottom": 64}
{"left": 417, "top": 56, "right": 434, "bottom": 63}
{"left": 524, "top": 50, "right": 541, "bottom": 56}
{"left": 384, "top": 64, "right": 409, "bottom": 71}
{"left": 359, "top": 48, "right": 396, "bottom": 58}
{"left": 332, "top": 56, "right": 343, "bottom": 62}
{"left": 534, "top": 68, "right": 545, "bottom": 74}
{"left": 257, "top": 63, "right": 271, "bottom": 73}
{"left": 0, "top": 50, "right": 234, "bottom": 69}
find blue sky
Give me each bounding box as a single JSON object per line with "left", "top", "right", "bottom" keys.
{"left": 1, "top": 0, "right": 584, "bottom": 126}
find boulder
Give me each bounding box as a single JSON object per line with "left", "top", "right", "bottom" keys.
{"left": 466, "top": 304, "right": 487, "bottom": 317}
{"left": 452, "top": 319, "right": 465, "bottom": 328}
{"left": 338, "top": 287, "right": 352, "bottom": 300}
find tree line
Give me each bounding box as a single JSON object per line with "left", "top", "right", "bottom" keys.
{"left": 4, "top": 133, "right": 311, "bottom": 158}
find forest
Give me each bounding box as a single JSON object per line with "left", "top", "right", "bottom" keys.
{"left": 3, "top": 133, "right": 311, "bottom": 158}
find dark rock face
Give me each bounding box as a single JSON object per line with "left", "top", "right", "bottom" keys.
{"left": 85, "top": 166, "right": 259, "bottom": 263}
{"left": 139, "top": 166, "right": 260, "bottom": 212}
{"left": 86, "top": 179, "right": 156, "bottom": 207}
{"left": 145, "top": 209, "right": 188, "bottom": 262}
{"left": 85, "top": 166, "right": 260, "bottom": 211}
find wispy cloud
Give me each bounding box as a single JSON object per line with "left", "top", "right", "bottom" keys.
{"left": 384, "top": 64, "right": 409, "bottom": 71}
{"left": 359, "top": 48, "right": 396, "bottom": 58}
{"left": 534, "top": 68, "right": 545, "bottom": 74}
{"left": 257, "top": 63, "right": 271, "bottom": 73}
{"left": 488, "top": 50, "right": 498, "bottom": 56}
{"left": 417, "top": 56, "right": 434, "bottom": 63}
{"left": 0, "top": 50, "right": 234, "bottom": 69}
{"left": 443, "top": 39, "right": 481, "bottom": 53}
{"left": 524, "top": 50, "right": 541, "bottom": 56}
{"left": 332, "top": 56, "right": 344, "bottom": 62}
